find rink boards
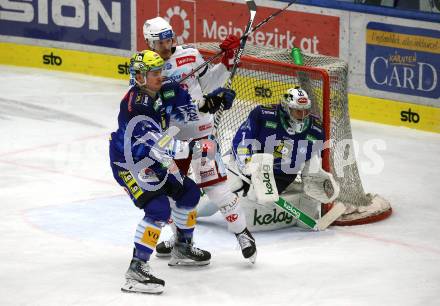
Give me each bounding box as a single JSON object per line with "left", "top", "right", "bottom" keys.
{"left": 1, "top": 41, "right": 439, "bottom": 133}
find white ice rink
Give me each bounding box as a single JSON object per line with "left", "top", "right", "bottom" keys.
{"left": 1, "top": 65, "right": 439, "bottom": 306}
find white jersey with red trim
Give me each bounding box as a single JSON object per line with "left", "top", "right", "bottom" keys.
{"left": 161, "top": 45, "right": 229, "bottom": 140}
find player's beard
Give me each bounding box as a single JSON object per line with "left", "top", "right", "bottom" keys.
{"left": 157, "top": 46, "right": 173, "bottom": 61}
{"left": 159, "top": 49, "right": 172, "bottom": 60}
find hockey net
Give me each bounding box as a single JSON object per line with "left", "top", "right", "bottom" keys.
{"left": 195, "top": 42, "right": 392, "bottom": 226}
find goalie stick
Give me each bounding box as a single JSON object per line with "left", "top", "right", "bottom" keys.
{"left": 276, "top": 197, "right": 346, "bottom": 231}
{"left": 226, "top": 165, "right": 345, "bottom": 231}
{"left": 179, "top": 0, "right": 297, "bottom": 84}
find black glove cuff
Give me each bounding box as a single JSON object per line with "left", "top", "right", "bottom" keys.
{"left": 200, "top": 95, "right": 223, "bottom": 114}
{"left": 164, "top": 177, "right": 186, "bottom": 201}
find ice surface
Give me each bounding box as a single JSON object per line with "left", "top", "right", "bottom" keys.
{"left": 1, "top": 65, "right": 439, "bottom": 306}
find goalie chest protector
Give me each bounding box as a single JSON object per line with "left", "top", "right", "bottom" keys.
{"left": 233, "top": 104, "right": 324, "bottom": 174}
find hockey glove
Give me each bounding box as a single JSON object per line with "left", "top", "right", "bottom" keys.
{"left": 302, "top": 154, "right": 340, "bottom": 203}
{"left": 200, "top": 87, "right": 236, "bottom": 114}
{"left": 160, "top": 77, "right": 179, "bottom": 91}
{"left": 302, "top": 171, "right": 340, "bottom": 203}
{"left": 219, "top": 35, "right": 240, "bottom": 70}
{"left": 221, "top": 49, "right": 235, "bottom": 70}
{"left": 164, "top": 172, "right": 186, "bottom": 201}
{"left": 220, "top": 34, "right": 241, "bottom": 51}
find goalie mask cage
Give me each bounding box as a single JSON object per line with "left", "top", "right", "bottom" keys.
{"left": 195, "top": 42, "right": 392, "bottom": 226}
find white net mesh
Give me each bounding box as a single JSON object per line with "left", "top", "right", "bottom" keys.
{"left": 195, "top": 42, "right": 392, "bottom": 224}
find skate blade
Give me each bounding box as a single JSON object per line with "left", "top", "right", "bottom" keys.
{"left": 155, "top": 253, "right": 172, "bottom": 258}
{"left": 121, "top": 281, "right": 164, "bottom": 294}
{"left": 247, "top": 251, "right": 257, "bottom": 264}
{"left": 168, "top": 258, "right": 210, "bottom": 267}
{"left": 241, "top": 247, "right": 257, "bottom": 264}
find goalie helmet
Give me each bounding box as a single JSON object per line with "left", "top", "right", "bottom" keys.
{"left": 280, "top": 86, "right": 312, "bottom": 134}
{"left": 143, "top": 17, "right": 175, "bottom": 49}
{"left": 129, "top": 50, "right": 164, "bottom": 86}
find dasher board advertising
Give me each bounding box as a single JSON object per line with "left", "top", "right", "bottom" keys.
{"left": 365, "top": 22, "right": 439, "bottom": 100}
{"left": 137, "top": 0, "right": 340, "bottom": 57}
{"left": 0, "top": 0, "right": 131, "bottom": 50}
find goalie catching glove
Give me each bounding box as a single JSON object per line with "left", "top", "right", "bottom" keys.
{"left": 301, "top": 153, "right": 340, "bottom": 203}
{"left": 199, "top": 87, "right": 236, "bottom": 114}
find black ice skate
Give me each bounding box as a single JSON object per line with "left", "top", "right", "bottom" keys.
{"left": 155, "top": 237, "right": 175, "bottom": 258}
{"left": 168, "top": 241, "right": 211, "bottom": 267}
{"left": 121, "top": 258, "right": 165, "bottom": 294}
{"left": 235, "top": 228, "right": 257, "bottom": 264}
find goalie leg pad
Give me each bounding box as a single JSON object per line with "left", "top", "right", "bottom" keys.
{"left": 249, "top": 153, "right": 279, "bottom": 204}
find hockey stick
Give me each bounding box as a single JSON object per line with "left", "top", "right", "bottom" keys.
{"left": 179, "top": 0, "right": 297, "bottom": 84}
{"left": 226, "top": 164, "right": 345, "bottom": 230}
{"left": 213, "top": 0, "right": 257, "bottom": 131}
{"left": 225, "top": 0, "right": 257, "bottom": 88}
{"left": 276, "top": 197, "right": 346, "bottom": 231}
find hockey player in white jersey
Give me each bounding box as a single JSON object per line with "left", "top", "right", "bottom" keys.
{"left": 142, "top": 17, "right": 257, "bottom": 263}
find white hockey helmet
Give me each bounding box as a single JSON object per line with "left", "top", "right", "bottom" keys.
{"left": 143, "top": 17, "right": 174, "bottom": 49}
{"left": 281, "top": 86, "right": 312, "bottom": 133}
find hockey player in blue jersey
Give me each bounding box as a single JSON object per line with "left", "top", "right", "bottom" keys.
{"left": 141, "top": 17, "right": 257, "bottom": 263}
{"left": 109, "top": 50, "right": 236, "bottom": 294}
{"left": 230, "top": 86, "right": 339, "bottom": 205}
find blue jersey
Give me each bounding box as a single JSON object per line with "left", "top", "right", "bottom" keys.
{"left": 232, "top": 104, "right": 324, "bottom": 175}
{"left": 109, "top": 81, "right": 193, "bottom": 181}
